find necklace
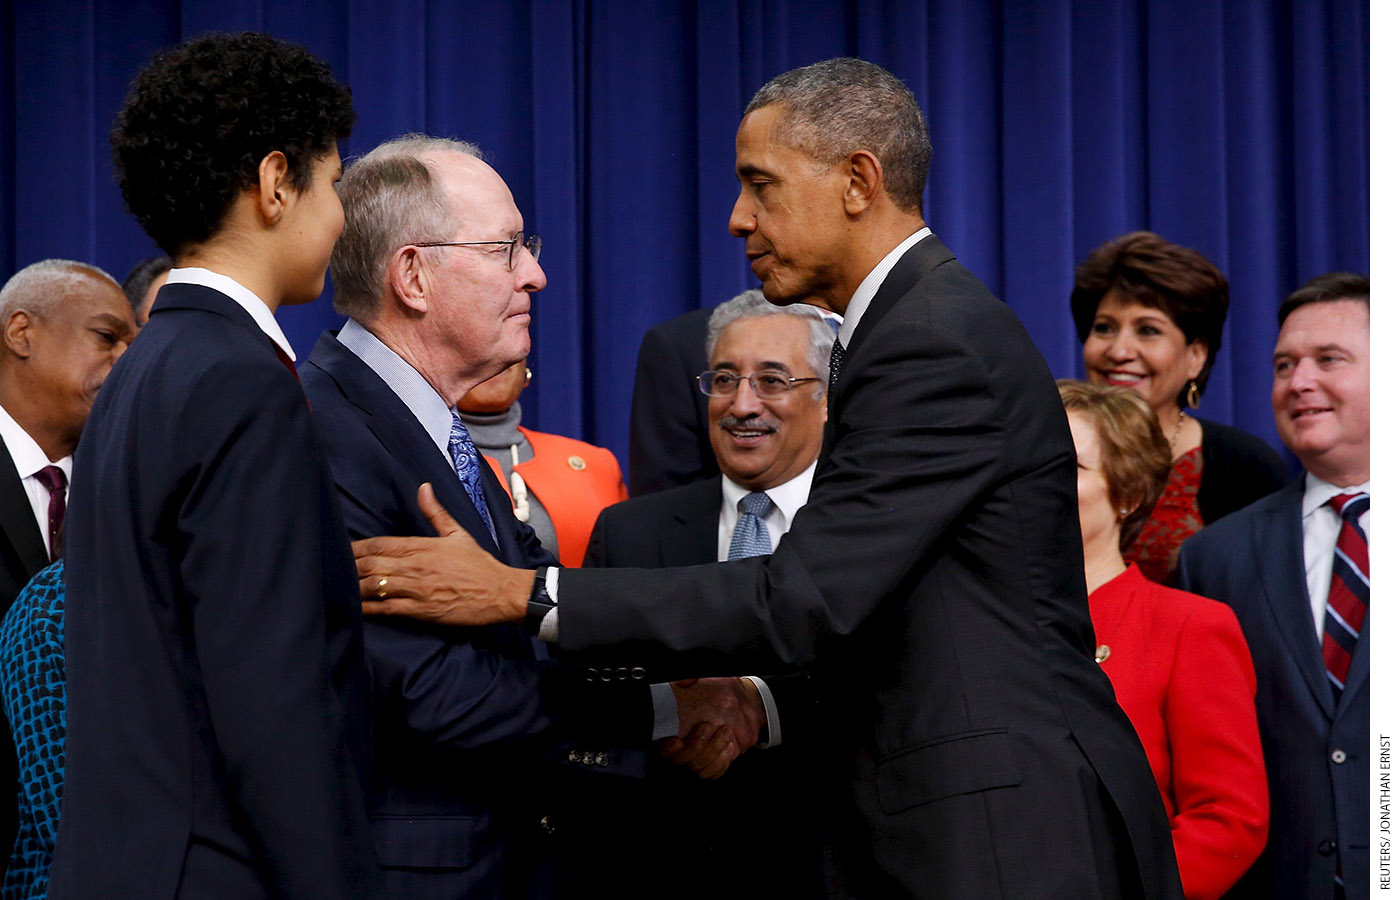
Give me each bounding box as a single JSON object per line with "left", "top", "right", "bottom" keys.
{"left": 1168, "top": 409, "right": 1187, "bottom": 453}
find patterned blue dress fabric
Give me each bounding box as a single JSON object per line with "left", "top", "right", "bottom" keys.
{"left": 0, "top": 560, "right": 66, "bottom": 900}
{"left": 449, "top": 411, "right": 499, "bottom": 549}
{"left": 727, "top": 492, "right": 774, "bottom": 560}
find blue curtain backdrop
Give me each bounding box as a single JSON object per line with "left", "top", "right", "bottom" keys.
{"left": 0, "top": 0, "right": 1369, "bottom": 476}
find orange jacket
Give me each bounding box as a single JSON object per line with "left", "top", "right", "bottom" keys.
{"left": 480, "top": 426, "right": 627, "bottom": 567}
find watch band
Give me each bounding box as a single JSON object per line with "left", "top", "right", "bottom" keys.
{"left": 523, "top": 567, "right": 555, "bottom": 636}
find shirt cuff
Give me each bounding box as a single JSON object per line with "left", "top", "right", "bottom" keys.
{"left": 744, "top": 676, "right": 781, "bottom": 748}
{"left": 650, "top": 683, "right": 680, "bottom": 740}
{"left": 538, "top": 567, "right": 560, "bottom": 642}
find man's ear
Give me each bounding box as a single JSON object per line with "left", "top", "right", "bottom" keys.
{"left": 3, "top": 310, "right": 34, "bottom": 358}
{"left": 843, "top": 150, "right": 883, "bottom": 216}
{"left": 256, "top": 151, "right": 293, "bottom": 225}
{"left": 388, "top": 245, "right": 431, "bottom": 314}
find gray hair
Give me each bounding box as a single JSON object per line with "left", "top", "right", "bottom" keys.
{"left": 0, "top": 259, "right": 119, "bottom": 319}
{"left": 705, "top": 289, "right": 834, "bottom": 389}
{"left": 745, "top": 58, "right": 931, "bottom": 213}
{"left": 330, "top": 133, "right": 483, "bottom": 322}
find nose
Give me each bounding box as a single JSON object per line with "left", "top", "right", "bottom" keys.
{"left": 1285, "top": 358, "right": 1319, "bottom": 394}
{"left": 729, "top": 193, "right": 755, "bottom": 238}
{"left": 516, "top": 249, "right": 546, "bottom": 293}
{"left": 1105, "top": 329, "right": 1136, "bottom": 361}
{"left": 728, "top": 377, "right": 766, "bottom": 416}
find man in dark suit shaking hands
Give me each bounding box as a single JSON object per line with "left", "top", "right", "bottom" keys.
{"left": 1178, "top": 273, "right": 1371, "bottom": 900}
{"left": 357, "top": 58, "right": 1182, "bottom": 900}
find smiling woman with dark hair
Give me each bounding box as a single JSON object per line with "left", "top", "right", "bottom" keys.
{"left": 1071, "top": 231, "right": 1288, "bottom": 582}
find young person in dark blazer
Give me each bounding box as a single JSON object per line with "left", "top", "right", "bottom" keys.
{"left": 357, "top": 59, "right": 1181, "bottom": 900}
{"left": 1178, "top": 273, "right": 1371, "bottom": 900}
{"left": 50, "top": 34, "right": 379, "bottom": 899}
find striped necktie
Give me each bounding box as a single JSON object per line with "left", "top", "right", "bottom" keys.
{"left": 1322, "top": 492, "right": 1369, "bottom": 697}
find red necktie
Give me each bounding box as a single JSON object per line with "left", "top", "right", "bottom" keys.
{"left": 1321, "top": 492, "right": 1369, "bottom": 697}
{"left": 270, "top": 339, "right": 299, "bottom": 382}
{"left": 33, "top": 465, "right": 66, "bottom": 562}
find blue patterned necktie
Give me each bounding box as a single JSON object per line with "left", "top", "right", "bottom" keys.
{"left": 727, "top": 492, "right": 774, "bottom": 560}
{"left": 829, "top": 338, "right": 846, "bottom": 387}
{"left": 449, "top": 412, "right": 499, "bottom": 549}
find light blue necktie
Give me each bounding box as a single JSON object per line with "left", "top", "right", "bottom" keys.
{"left": 449, "top": 412, "right": 499, "bottom": 549}
{"left": 727, "top": 492, "right": 774, "bottom": 560}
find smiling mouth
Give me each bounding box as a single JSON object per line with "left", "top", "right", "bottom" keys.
{"left": 1102, "top": 371, "right": 1146, "bottom": 385}
{"left": 1292, "top": 407, "right": 1332, "bottom": 420}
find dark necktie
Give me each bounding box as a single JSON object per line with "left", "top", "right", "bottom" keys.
{"left": 34, "top": 465, "right": 66, "bottom": 562}
{"left": 727, "top": 492, "right": 774, "bottom": 560}
{"left": 829, "top": 338, "right": 846, "bottom": 388}
{"left": 1322, "top": 492, "right": 1369, "bottom": 697}
{"left": 449, "top": 412, "right": 499, "bottom": 549}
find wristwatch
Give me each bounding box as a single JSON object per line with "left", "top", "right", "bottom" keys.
{"left": 523, "top": 567, "right": 556, "bottom": 636}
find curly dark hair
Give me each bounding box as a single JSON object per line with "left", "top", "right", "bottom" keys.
{"left": 1069, "top": 231, "right": 1230, "bottom": 408}
{"left": 110, "top": 32, "right": 355, "bottom": 256}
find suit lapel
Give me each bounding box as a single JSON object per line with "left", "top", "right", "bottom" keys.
{"left": 1253, "top": 480, "right": 1335, "bottom": 716}
{"left": 305, "top": 335, "right": 503, "bottom": 557}
{"left": 658, "top": 478, "right": 723, "bottom": 566}
{"left": 0, "top": 437, "right": 48, "bottom": 576}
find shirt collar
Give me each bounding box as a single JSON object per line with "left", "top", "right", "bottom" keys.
{"left": 336, "top": 318, "right": 456, "bottom": 458}
{"left": 837, "top": 226, "right": 931, "bottom": 347}
{"left": 0, "top": 402, "right": 70, "bottom": 479}
{"left": 1302, "top": 471, "right": 1371, "bottom": 517}
{"left": 720, "top": 459, "right": 818, "bottom": 525}
{"left": 164, "top": 267, "right": 296, "bottom": 360}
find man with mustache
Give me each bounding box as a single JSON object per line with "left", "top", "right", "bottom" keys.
{"left": 574, "top": 289, "right": 828, "bottom": 898}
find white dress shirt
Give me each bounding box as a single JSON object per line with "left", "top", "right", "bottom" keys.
{"left": 164, "top": 267, "right": 296, "bottom": 360}
{"left": 0, "top": 402, "right": 69, "bottom": 559}
{"left": 836, "top": 226, "right": 931, "bottom": 348}
{"left": 717, "top": 462, "right": 818, "bottom": 560}
{"left": 1301, "top": 473, "right": 1371, "bottom": 641}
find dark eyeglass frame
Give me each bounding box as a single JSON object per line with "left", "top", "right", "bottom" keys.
{"left": 696, "top": 369, "right": 824, "bottom": 399}
{"left": 407, "top": 231, "right": 543, "bottom": 270}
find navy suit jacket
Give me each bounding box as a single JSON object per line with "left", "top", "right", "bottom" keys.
{"left": 1178, "top": 479, "right": 1368, "bottom": 899}
{"left": 301, "top": 332, "right": 651, "bottom": 900}
{"left": 51, "top": 283, "right": 379, "bottom": 899}
{"left": 575, "top": 477, "right": 823, "bottom": 900}
{"left": 627, "top": 307, "right": 716, "bottom": 496}
{"left": 557, "top": 235, "right": 1182, "bottom": 899}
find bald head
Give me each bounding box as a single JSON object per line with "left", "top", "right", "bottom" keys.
{"left": 0, "top": 259, "right": 136, "bottom": 459}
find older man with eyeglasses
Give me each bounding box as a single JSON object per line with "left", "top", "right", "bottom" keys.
{"left": 298, "top": 134, "right": 763, "bottom": 899}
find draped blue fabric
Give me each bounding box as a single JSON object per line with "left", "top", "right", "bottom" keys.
{"left": 0, "top": 0, "right": 1368, "bottom": 474}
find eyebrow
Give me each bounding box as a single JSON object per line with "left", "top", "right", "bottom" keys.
{"left": 737, "top": 163, "right": 776, "bottom": 180}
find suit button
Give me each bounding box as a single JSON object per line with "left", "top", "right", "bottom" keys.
{"left": 582, "top": 752, "right": 595, "bottom": 766}
{"left": 585, "top": 667, "right": 598, "bottom": 682}
{"left": 596, "top": 752, "right": 610, "bottom": 767}
{"left": 599, "top": 668, "right": 613, "bottom": 682}
{"left": 1331, "top": 749, "right": 1347, "bottom": 764}
{"left": 630, "top": 667, "right": 647, "bottom": 680}
{"left": 1318, "top": 839, "right": 1336, "bottom": 856}
{"left": 567, "top": 750, "right": 581, "bottom": 764}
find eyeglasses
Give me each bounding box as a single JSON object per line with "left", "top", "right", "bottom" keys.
{"left": 407, "top": 231, "right": 543, "bottom": 270}
{"left": 696, "top": 369, "right": 824, "bottom": 399}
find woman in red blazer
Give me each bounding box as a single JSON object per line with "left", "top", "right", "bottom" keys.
{"left": 1059, "top": 380, "right": 1268, "bottom": 900}
{"left": 458, "top": 361, "right": 627, "bottom": 567}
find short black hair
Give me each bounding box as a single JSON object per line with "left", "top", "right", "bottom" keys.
{"left": 1278, "top": 272, "right": 1369, "bottom": 326}
{"left": 121, "top": 255, "right": 173, "bottom": 311}
{"left": 110, "top": 32, "right": 354, "bottom": 256}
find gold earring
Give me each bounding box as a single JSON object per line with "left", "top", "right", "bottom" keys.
{"left": 1186, "top": 380, "right": 1201, "bottom": 409}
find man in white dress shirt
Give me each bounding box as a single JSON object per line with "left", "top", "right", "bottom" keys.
{"left": 1178, "top": 272, "right": 1371, "bottom": 900}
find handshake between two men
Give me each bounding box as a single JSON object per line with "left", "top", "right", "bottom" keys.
{"left": 357, "top": 483, "right": 771, "bottom": 780}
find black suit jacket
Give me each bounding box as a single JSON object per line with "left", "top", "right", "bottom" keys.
{"left": 627, "top": 307, "right": 716, "bottom": 496}
{"left": 575, "top": 477, "right": 822, "bottom": 900}
{"left": 302, "top": 332, "right": 652, "bottom": 899}
{"left": 557, "top": 235, "right": 1182, "bottom": 899}
{"left": 1178, "top": 479, "right": 1367, "bottom": 899}
{"left": 0, "top": 437, "right": 49, "bottom": 878}
{"left": 51, "top": 283, "right": 379, "bottom": 899}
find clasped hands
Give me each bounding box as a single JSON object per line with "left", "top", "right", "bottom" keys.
{"left": 354, "top": 484, "right": 767, "bottom": 779}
